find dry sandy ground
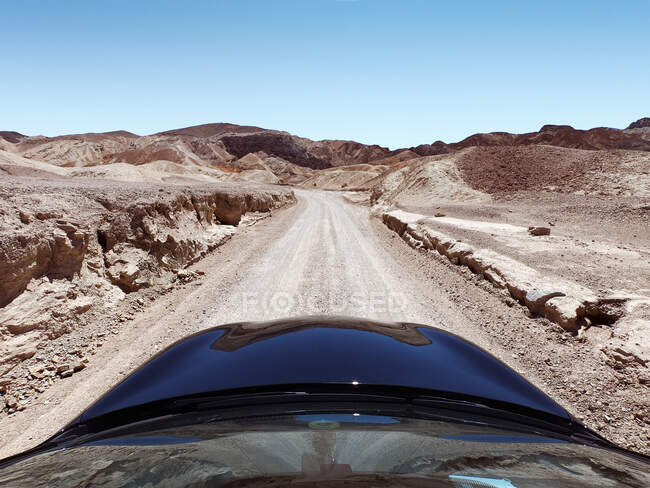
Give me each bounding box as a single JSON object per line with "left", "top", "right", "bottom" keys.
{"left": 396, "top": 192, "right": 650, "bottom": 298}
{"left": 1, "top": 190, "right": 648, "bottom": 459}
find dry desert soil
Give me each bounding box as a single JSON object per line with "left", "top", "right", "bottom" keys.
{"left": 0, "top": 120, "right": 649, "bottom": 458}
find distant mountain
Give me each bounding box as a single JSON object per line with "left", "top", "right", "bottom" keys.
{"left": 0, "top": 124, "right": 391, "bottom": 170}
{"left": 402, "top": 121, "right": 650, "bottom": 157}
{"left": 3, "top": 118, "right": 648, "bottom": 170}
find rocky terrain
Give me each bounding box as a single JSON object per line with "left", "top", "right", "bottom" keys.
{"left": 360, "top": 142, "right": 648, "bottom": 362}
{"left": 350, "top": 138, "right": 648, "bottom": 454}
{"left": 0, "top": 176, "right": 295, "bottom": 413}
{"left": 0, "top": 116, "right": 648, "bottom": 457}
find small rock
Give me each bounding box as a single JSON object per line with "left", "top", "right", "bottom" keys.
{"left": 36, "top": 211, "right": 58, "bottom": 220}
{"left": 4, "top": 394, "right": 18, "bottom": 409}
{"left": 528, "top": 226, "right": 551, "bottom": 236}
{"left": 72, "top": 361, "right": 86, "bottom": 372}
{"left": 434, "top": 212, "right": 446, "bottom": 217}
{"left": 18, "top": 211, "right": 32, "bottom": 224}
{"left": 56, "top": 364, "right": 71, "bottom": 374}
{"left": 27, "top": 367, "right": 44, "bottom": 379}
{"left": 524, "top": 289, "right": 564, "bottom": 315}
{"left": 60, "top": 369, "right": 74, "bottom": 378}
{"left": 544, "top": 296, "right": 583, "bottom": 332}
{"left": 177, "top": 269, "right": 197, "bottom": 282}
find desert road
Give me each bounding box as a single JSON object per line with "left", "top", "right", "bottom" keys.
{"left": 6, "top": 189, "right": 631, "bottom": 457}
{"left": 1, "top": 190, "right": 506, "bottom": 456}
{"left": 199, "top": 189, "right": 446, "bottom": 325}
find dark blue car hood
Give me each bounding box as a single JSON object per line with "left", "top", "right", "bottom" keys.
{"left": 75, "top": 316, "right": 568, "bottom": 423}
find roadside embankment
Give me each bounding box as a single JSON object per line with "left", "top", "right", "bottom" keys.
{"left": 0, "top": 178, "right": 295, "bottom": 412}
{"left": 381, "top": 209, "right": 650, "bottom": 371}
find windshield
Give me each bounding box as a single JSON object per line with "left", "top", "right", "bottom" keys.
{"left": 1, "top": 414, "right": 647, "bottom": 487}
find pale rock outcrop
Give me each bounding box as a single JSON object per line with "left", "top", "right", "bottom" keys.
{"left": 0, "top": 181, "right": 295, "bottom": 377}
{"left": 369, "top": 154, "right": 491, "bottom": 207}
{"left": 381, "top": 210, "right": 648, "bottom": 342}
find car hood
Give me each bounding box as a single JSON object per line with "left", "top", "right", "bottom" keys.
{"left": 75, "top": 316, "right": 569, "bottom": 423}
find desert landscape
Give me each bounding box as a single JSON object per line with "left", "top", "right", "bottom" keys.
{"left": 0, "top": 117, "right": 649, "bottom": 458}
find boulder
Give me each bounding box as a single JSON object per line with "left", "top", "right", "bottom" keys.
{"left": 528, "top": 226, "right": 551, "bottom": 236}
{"left": 524, "top": 289, "right": 566, "bottom": 315}
{"left": 544, "top": 296, "right": 584, "bottom": 331}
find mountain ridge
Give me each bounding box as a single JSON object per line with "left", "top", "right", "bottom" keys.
{"left": 2, "top": 118, "right": 648, "bottom": 169}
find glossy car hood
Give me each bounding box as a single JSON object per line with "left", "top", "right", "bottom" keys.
{"left": 76, "top": 316, "right": 569, "bottom": 422}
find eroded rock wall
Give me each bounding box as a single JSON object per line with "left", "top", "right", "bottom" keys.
{"left": 0, "top": 181, "right": 295, "bottom": 378}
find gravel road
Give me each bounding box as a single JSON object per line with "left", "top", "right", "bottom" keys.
{"left": 199, "top": 189, "right": 450, "bottom": 324}
{"left": 1, "top": 189, "right": 647, "bottom": 457}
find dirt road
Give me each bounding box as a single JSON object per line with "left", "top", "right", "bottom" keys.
{"left": 200, "top": 189, "right": 453, "bottom": 324}
{"left": 1, "top": 190, "right": 646, "bottom": 457}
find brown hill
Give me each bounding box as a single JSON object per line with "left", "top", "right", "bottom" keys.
{"left": 515, "top": 125, "right": 650, "bottom": 151}
{"left": 368, "top": 149, "right": 427, "bottom": 166}
{"left": 48, "top": 130, "right": 139, "bottom": 142}
{"left": 452, "top": 145, "right": 650, "bottom": 197}
{"left": 405, "top": 122, "right": 650, "bottom": 156}
{"left": 304, "top": 139, "right": 389, "bottom": 167}
{"left": 104, "top": 140, "right": 203, "bottom": 166}
{"left": 626, "top": 117, "right": 650, "bottom": 130}
{"left": 0, "top": 131, "right": 27, "bottom": 143}
{"left": 408, "top": 141, "right": 453, "bottom": 157}
{"left": 219, "top": 132, "right": 330, "bottom": 169}
{"left": 367, "top": 144, "right": 649, "bottom": 209}
{"left": 260, "top": 155, "right": 314, "bottom": 184}
{"left": 217, "top": 133, "right": 389, "bottom": 169}
{"left": 156, "top": 122, "right": 270, "bottom": 138}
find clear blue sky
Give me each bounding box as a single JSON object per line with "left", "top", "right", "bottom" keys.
{"left": 2, "top": 0, "right": 649, "bottom": 149}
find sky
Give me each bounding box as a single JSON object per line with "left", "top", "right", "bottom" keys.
{"left": 1, "top": 0, "right": 649, "bottom": 149}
